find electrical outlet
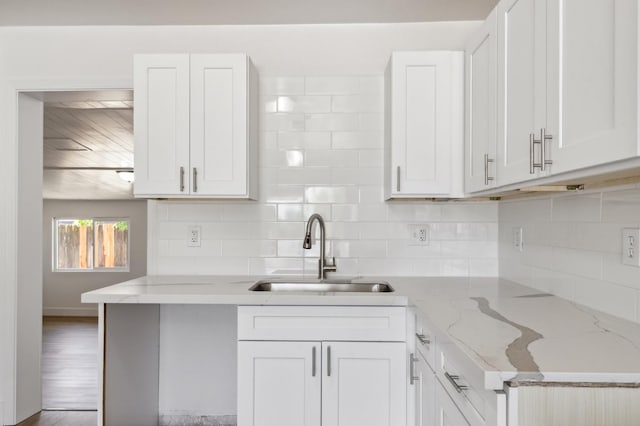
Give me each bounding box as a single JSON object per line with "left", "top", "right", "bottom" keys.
{"left": 188, "top": 225, "right": 201, "bottom": 247}
{"left": 622, "top": 228, "right": 640, "bottom": 266}
{"left": 408, "top": 224, "right": 429, "bottom": 246}
{"left": 512, "top": 227, "right": 524, "bottom": 252}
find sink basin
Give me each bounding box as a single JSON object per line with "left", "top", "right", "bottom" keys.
{"left": 249, "top": 279, "right": 394, "bottom": 293}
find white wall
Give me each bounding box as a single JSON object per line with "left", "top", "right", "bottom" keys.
{"left": 0, "top": 21, "right": 484, "bottom": 424}
{"left": 499, "top": 185, "right": 640, "bottom": 324}
{"left": 42, "top": 200, "right": 147, "bottom": 317}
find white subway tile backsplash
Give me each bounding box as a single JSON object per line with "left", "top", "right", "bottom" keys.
{"left": 441, "top": 203, "right": 498, "bottom": 222}
{"left": 305, "top": 186, "right": 359, "bottom": 203}
{"left": 263, "top": 113, "right": 306, "bottom": 131}
{"left": 305, "top": 113, "right": 360, "bottom": 132}
{"left": 278, "top": 132, "right": 331, "bottom": 150}
{"left": 305, "top": 76, "right": 360, "bottom": 95}
{"left": 260, "top": 185, "right": 305, "bottom": 204}
{"left": 249, "top": 258, "right": 304, "bottom": 275}
{"left": 500, "top": 186, "right": 640, "bottom": 324}
{"left": 276, "top": 96, "right": 331, "bottom": 113}
{"left": 332, "top": 131, "right": 382, "bottom": 150}
{"left": 387, "top": 204, "right": 442, "bottom": 221}
{"left": 261, "top": 77, "right": 305, "bottom": 95}
{"left": 222, "top": 240, "right": 277, "bottom": 258}
{"left": 149, "top": 74, "right": 498, "bottom": 298}
{"left": 331, "top": 95, "right": 382, "bottom": 113}
{"left": 552, "top": 193, "right": 602, "bottom": 222}
{"left": 278, "top": 204, "right": 304, "bottom": 222}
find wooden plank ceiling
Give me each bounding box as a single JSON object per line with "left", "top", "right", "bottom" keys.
{"left": 43, "top": 91, "right": 135, "bottom": 199}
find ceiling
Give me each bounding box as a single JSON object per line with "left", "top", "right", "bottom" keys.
{"left": 43, "top": 91, "right": 135, "bottom": 200}
{"left": 0, "top": 0, "right": 497, "bottom": 26}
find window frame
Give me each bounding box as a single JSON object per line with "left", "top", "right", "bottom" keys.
{"left": 52, "top": 216, "right": 131, "bottom": 273}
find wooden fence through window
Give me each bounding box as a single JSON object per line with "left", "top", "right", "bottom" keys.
{"left": 57, "top": 223, "right": 128, "bottom": 269}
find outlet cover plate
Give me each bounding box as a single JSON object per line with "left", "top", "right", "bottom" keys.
{"left": 408, "top": 224, "right": 429, "bottom": 246}
{"left": 188, "top": 225, "right": 201, "bottom": 247}
{"left": 622, "top": 228, "right": 640, "bottom": 266}
{"left": 512, "top": 227, "right": 523, "bottom": 252}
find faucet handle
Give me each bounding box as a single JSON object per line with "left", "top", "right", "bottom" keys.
{"left": 325, "top": 257, "right": 337, "bottom": 272}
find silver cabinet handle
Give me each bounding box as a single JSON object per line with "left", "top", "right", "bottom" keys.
{"left": 396, "top": 166, "right": 401, "bottom": 192}
{"left": 327, "top": 345, "right": 331, "bottom": 377}
{"left": 409, "top": 353, "right": 420, "bottom": 385}
{"left": 192, "top": 167, "right": 198, "bottom": 193}
{"left": 444, "top": 371, "right": 468, "bottom": 393}
{"left": 312, "top": 346, "right": 316, "bottom": 377}
{"left": 416, "top": 333, "right": 431, "bottom": 346}
{"left": 529, "top": 133, "right": 535, "bottom": 174}
{"left": 541, "top": 128, "right": 553, "bottom": 171}
{"left": 180, "top": 166, "right": 185, "bottom": 192}
{"left": 484, "top": 154, "right": 495, "bottom": 185}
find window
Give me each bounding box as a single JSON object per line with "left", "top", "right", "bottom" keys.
{"left": 54, "top": 218, "right": 130, "bottom": 271}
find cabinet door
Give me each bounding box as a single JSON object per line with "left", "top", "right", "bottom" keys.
{"left": 237, "top": 341, "right": 321, "bottom": 426}
{"left": 387, "top": 51, "right": 464, "bottom": 198}
{"left": 322, "top": 342, "right": 406, "bottom": 426}
{"left": 465, "top": 9, "right": 498, "bottom": 193}
{"left": 497, "top": 0, "right": 548, "bottom": 186}
{"left": 134, "top": 54, "right": 190, "bottom": 196}
{"left": 415, "top": 353, "right": 436, "bottom": 426}
{"left": 190, "top": 54, "right": 251, "bottom": 197}
{"left": 435, "top": 381, "right": 470, "bottom": 426}
{"left": 546, "top": 0, "right": 637, "bottom": 173}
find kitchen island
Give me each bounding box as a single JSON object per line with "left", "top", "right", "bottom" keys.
{"left": 82, "top": 276, "right": 640, "bottom": 425}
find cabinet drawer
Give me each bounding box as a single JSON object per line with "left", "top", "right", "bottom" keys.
{"left": 414, "top": 312, "right": 436, "bottom": 369}
{"left": 238, "top": 306, "right": 406, "bottom": 341}
{"left": 436, "top": 341, "right": 487, "bottom": 425}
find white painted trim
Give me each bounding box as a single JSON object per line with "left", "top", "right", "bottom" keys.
{"left": 43, "top": 307, "right": 99, "bottom": 317}
{"left": 1, "top": 78, "right": 133, "bottom": 426}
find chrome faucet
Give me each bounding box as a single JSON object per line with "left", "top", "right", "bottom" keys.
{"left": 303, "top": 213, "right": 337, "bottom": 280}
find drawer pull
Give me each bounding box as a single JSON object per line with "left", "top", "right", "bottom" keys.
{"left": 327, "top": 345, "right": 331, "bottom": 377}
{"left": 416, "top": 333, "right": 431, "bottom": 345}
{"left": 444, "top": 371, "right": 468, "bottom": 393}
{"left": 409, "top": 353, "right": 419, "bottom": 385}
{"left": 312, "top": 346, "right": 317, "bottom": 377}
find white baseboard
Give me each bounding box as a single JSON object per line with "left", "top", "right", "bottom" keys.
{"left": 43, "top": 307, "right": 98, "bottom": 317}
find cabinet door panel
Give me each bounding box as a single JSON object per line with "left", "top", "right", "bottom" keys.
{"left": 435, "top": 381, "right": 470, "bottom": 426}
{"left": 134, "top": 54, "right": 190, "bottom": 196}
{"left": 191, "top": 54, "right": 248, "bottom": 196}
{"left": 497, "top": 0, "right": 547, "bottom": 185}
{"left": 547, "top": 0, "right": 637, "bottom": 172}
{"left": 388, "top": 52, "right": 463, "bottom": 197}
{"left": 237, "top": 341, "right": 321, "bottom": 426}
{"left": 465, "top": 10, "right": 498, "bottom": 193}
{"left": 322, "top": 342, "right": 406, "bottom": 426}
{"left": 415, "top": 353, "right": 435, "bottom": 426}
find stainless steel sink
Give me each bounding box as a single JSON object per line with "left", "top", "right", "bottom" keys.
{"left": 249, "top": 279, "right": 394, "bottom": 293}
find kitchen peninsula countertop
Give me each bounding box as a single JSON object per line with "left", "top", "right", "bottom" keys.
{"left": 82, "top": 275, "right": 640, "bottom": 390}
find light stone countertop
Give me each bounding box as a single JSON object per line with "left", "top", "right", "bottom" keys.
{"left": 82, "top": 275, "right": 640, "bottom": 390}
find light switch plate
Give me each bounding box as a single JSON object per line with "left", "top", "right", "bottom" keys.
{"left": 622, "top": 228, "right": 640, "bottom": 266}
{"left": 512, "top": 227, "right": 524, "bottom": 252}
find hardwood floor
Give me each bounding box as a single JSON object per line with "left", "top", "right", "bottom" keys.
{"left": 42, "top": 316, "right": 98, "bottom": 410}
{"left": 18, "top": 410, "right": 97, "bottom": 426}
{"left": 17, "top": 317, "right": 102, "bottom": 426}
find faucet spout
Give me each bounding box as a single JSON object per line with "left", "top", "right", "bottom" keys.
{"left": 302, "top": 214, "right": 336, "bottom": 279}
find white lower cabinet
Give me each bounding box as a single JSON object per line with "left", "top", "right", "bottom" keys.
{"left": 237, "top": 306, "right": 407, "bottom": 426}
{"left": 414, "top": 352, "right": 436, "bottom": 426}
{"left": 435, "top": 380, "right": 470, "bottom": 426}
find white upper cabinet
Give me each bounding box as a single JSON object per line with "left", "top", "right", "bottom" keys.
{"left": 546, "top": 0, "right": 637, "bottom": 174}
{"left": 465, "top": 9, "right": 498, "bottom": 193}
{"left": 134, "top": 53, "right": 258, "bottom": 199}
{"left": 496, "top": 0, "right": 548, "bottom": 186}
{"left": 496, "top": 0, "right": 637, "bottom": 187}
{"left": 384, "top": 51, "right": 464, "bottom": 199}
